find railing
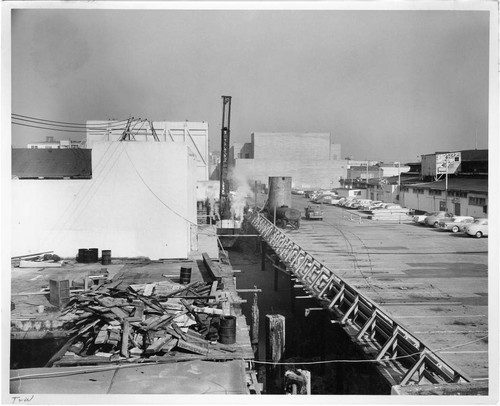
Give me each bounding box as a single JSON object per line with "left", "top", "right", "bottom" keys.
{"left": 249, "top": 212, "right": 471, "bottom": 387}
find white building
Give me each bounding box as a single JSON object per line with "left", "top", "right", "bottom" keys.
{"left": 85, "top": 120, "right": 210, "bottom": 182}
{"left": 12, "top": 142, "right": 198, "bottom": 259}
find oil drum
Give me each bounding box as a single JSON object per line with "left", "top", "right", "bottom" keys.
{"left": 218, "top": 315, "right": 236, "bottom": 344}
{"left": 179, "top": 267, "right": 192, "bottom": 285}
{"left": 101, "top": 250, "right": 111, "bottom": 265}
{"left": 89, "top": 248, "right": 99, "bottom": 263}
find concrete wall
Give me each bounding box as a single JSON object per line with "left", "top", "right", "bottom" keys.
{"left": 252, "top": 132, "right": 332, "bottom": 161}
{"left": 233, "top": 158, "right": 346, "bottom": 190}
{"left": 11, "top": 142, "right": 197, "bottom": 259}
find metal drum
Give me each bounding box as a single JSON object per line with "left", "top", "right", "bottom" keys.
{"left": 179, "top": 267, "right": 192, "bottom": 285}
{"left": 218, "top": 315, "right": 236, "bottom": 344}
{"left": 101, "top": 250, "right": 111, "bottom": 265}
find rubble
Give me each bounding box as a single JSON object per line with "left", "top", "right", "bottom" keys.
{"left": 49, "top": 278, "right": 236, "bottom": 367}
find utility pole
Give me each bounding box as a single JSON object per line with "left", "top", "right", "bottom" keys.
{"left": 398, "top": 161, "right": 401, "bottom": 203}
{"left": 445, "top": 154, "right": 449, "bottom": 212}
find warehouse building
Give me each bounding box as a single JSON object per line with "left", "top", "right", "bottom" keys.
{"left": 344, "top": 150, "right": 488, "bottom": 216}
{"left": 400, "top": 149, "right": 488, "bottom": 216}
{"left": 229, "top": 132, "right": 345, "bottom": 190}
{"left": 11, "top": 137, "right": 202, "bottom": 259}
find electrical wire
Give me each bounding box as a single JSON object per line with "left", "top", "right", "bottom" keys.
{"left": 252, "top": 335, "right": 488, "bottom": 366}
{"left": 122, "top": 145, "right": 219, "bottom": 238}
{"left": 9, "top": 335, "right": 487, "bottom": 382}
{"left": 10, "top": 358, "right": 202, "bottom": 381}
{"left": 12, "top": 113, "right": 128, "bottom": 127}
{"left": 11, "top": 117, "right": 127, "bottom": 131}
{"left": 11, "top": 121, "right": 92, "bottom": 133}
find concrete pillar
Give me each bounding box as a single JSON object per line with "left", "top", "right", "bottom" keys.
{"left": 266, "top": 176, "right": 292, "bottom": 211}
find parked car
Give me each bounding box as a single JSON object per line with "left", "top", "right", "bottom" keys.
{"left": 336, "top": 197, "right": 350, "bottom": 206}
{"left": 313, "top": 194, "right": 338, "bottom": 204}
{"left": 351, "top": 199, "right": 372, "bottom": 209}
{"left": 305, "top": 204, "right": 323, "bottom": 220}
{"left": 327, "top": 197, "right": 343, "bottom": 205}
{"left": 424, "top": 212, "right": 454, "bottom": 227}
{"left": 344, "top": 199, "right": 360, "bottom": 208}
{"left": 338, "top": 198, "right": 354, "bottom": 207}
{"left": 360, "top": 201, "right": 383, "bottom": 210}
{"left": 292, "top": 189, "right": 305, "bottom": 195}
{"left": 413, "top": 211, "right": 437, "bottom": 224}
{"left": 464, "top": 218, "right": 488, "bottom": 238}
{"left": 437, "top": 216, "right": 474, "bottom": 233}
{"left": 377, "top": 203, "right": 402, "bottom": 210}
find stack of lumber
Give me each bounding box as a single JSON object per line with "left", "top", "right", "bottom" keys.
{"left": 49, "top": 279, "right": 235, "bottom": 366}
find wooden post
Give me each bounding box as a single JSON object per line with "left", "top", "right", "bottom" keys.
{"left": 290, "top": 277, "right": 295, "bottom": 315}
{"left": 266, "top": 314, "right": 285, "bottom": 393}
{"left": 274, "top": 265, "right": 279, "bottom": 292}
{"left": 261, "top": 239, "right": 267, "bottom": 271}
{"left": 251, "top": 290, "right": 259, "bottom": 357}
{"left": 273, "top": 206, "right": 277, "bottom": 226}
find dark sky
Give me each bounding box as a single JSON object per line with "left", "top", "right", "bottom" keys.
{"left": 10, "top": 6, "right": 493, "bottom": 163}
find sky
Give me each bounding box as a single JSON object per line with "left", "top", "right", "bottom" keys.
{"left": 8, "top": 4, "right": 494, "bottom": 163}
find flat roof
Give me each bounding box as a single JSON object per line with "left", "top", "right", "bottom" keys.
{"left": 408, "top": 177, "right": 488, "bottom": 193}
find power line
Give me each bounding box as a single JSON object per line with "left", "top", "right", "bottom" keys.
{"left": 11, "top": 121, "right": 92, "bottom": 133}
{"left": 9, "top": 335, "right": 487, "bottom": 381}
{"left": 11, "top": 117, "right": 127, "bottom": 131}
{"left": 11, "top": 113, "right": 129, "bottom": 127}
{"left": 252, "top": 335, "right": 488, "bottom": 366}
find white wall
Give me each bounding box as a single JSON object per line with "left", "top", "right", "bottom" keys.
{"left": 233, "top": 158, "right": 346, "bottom": 190}
{"left": 86, "top": 120, "right": 209, "bottom": 181}
{"left": 11, "top": 142, "right": 197, "bottom": 260}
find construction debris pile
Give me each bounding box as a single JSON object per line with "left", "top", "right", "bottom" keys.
{"left": 50, "top": 279, "right": 238, "bottom": 367}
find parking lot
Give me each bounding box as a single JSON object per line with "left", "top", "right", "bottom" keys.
{"left": 276, "top": 195, "right": 489, "bottom": 380}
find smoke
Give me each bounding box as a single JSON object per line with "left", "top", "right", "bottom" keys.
{"left": 228, "top": 167, "right": 252, "bottom": 220}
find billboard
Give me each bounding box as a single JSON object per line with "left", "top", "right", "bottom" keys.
{"left": 436, "top": 152, "right": 461, "bottom": 174}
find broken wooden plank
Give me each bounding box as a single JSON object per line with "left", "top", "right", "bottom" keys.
{"left": 121, "top": 320, "right": 130, "bottom": 358}
{"left": 180, "top": 299, "right": 204, "bottom": 327}
{"left": 145, "top": 333, "right": 172, "bottom": 354}
{"left": 202, "top": 253, "right": 224, "bottom": 283}
{"left": 143, "top": 283, "right": 156, "bottom": 297}
{"left": 176, "top": 339, "right": 209, "bottom": 356}
{"left": 161, "top": 337, "right": 178, "bottom": 352}
{"left": 94, "top": 325, "right": 109, "bottom": 345}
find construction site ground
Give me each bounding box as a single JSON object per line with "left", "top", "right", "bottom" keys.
{"left": 9, "top": 250, "right": 255, "bottom": 395}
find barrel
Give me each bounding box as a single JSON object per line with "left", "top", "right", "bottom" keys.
{"left": 179, "top": 267, "right": 192, "bottom": 285}
{"left": 218, "top": 315, "right": 236, "bottom": 344}
{"left": 82, "top": 249, "right": 92, "bottom": 264}
{"left": 89, "top": 248, "right": 99, "bottom": 263}
{"left": 101, "top": 250, "right": 111, "bottom": 265}
{"left": 77, "top": 248, "right": 87, "bottom": 263}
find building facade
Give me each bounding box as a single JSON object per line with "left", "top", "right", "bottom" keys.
{"left": 230, "top": 132, "right": 345, "bottom": 190}
{"left": 86, "top": 120, "right": 209, "bottom": 182}
{"left": 12, "top": 142, "right": 197, "bottom": 259}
